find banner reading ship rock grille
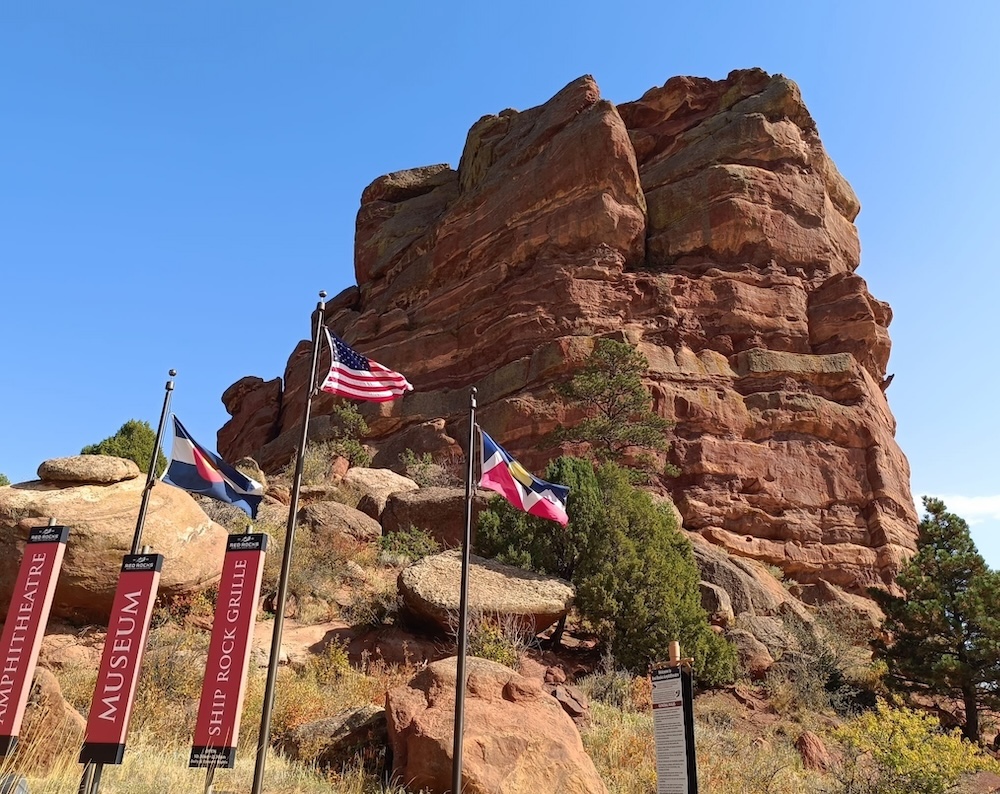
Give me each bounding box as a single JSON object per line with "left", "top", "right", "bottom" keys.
{"left": 80, "top": 553, "right": 163, "bottom": 765}
{"left": 0, "top": 525, "right": 70, "bottom": 755}
{"left": 190, "top": 533, "right": 268, "bottom": 768}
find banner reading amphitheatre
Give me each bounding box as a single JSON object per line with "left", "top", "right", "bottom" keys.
{"left": 190, "top": 533, "right": 268, "bottom": 768}
{"left": 0, "top": 525, "right": 70, "bottom": 754}
{"left": 80, "top": 554, "right": 163, "bottom": 765}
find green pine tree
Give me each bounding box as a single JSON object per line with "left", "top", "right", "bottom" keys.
{"left": 0, "top": 473, "right": 9, "bottom": 487}
{"left": 81, "top": 419, "right": 167, "bottom": 476}
{"left": 874, "top": 497, "right": 1000, "bottom": 743}
{"left": 476, "top": 457, "right": 733, "bottom": 684}
{"left": 552, "top": 338, "right": 676, "bottom": 475}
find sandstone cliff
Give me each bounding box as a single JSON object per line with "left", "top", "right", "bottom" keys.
{"left": 219, "top": 69, "right": 917, "bottom": 597}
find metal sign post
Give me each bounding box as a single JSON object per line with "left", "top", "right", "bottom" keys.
{"left": 651, "top": 641, "right": 698, "bottom": 794}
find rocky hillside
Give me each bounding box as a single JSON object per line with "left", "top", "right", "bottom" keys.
{"left": 218, "top": 69, "right": 917, "bottom": 599}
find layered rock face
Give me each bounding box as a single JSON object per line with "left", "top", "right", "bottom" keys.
{"left": 219, "top": 69, "right": 917, "bottom": 596}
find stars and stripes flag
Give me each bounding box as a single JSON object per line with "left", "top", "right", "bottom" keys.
{"left": 320, "top": 328, "right": 413, "bottom": 402}
{"left": 162, "top": 417, "right": 264, "bottom": 518}
{"left": 478, "top": 428, "right": 569, "bottom": 526}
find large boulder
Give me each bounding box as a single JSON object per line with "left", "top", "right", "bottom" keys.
{"left": 0, "top": 465, "right": 227, "bottom": 623}
{"left": 342, "top": 468, "right": 419, "bottom": 519}
{"left": 386, "top": 656, "right": 608, "bottom": 794}
{"left": 381, "top": 487, "right": 494, "bottom": 548}
{"left": 11, "top": 667, "right": 85, "bottom": 773}
{"left": 282, "top": 705, "right": 387, "bottom": 770}
{"left": 692, "top": 540, "right": 808, "bottom": 620}
{"left": 297, "top": 500, "right": 382, "bottom": 543}
{"left": 398, "top": 550, "right": 574, "bottom": 635}
{"left": 37, "top": 455, "right": 140, "bottom": 484}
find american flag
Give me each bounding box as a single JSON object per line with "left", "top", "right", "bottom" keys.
{"left": 320, "top": 328, "right": 413, "bottom": 402}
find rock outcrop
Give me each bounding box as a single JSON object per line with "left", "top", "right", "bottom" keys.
{"left": 381, "top": 486, "right": 494, "bottom": 548}
{"left": 0, "top": 458, "right": 227, "bottom": 623}
{"left": 9, "top": 667, "right": 85, "bottom": 773}
{"left": 218, "top": 69, "right": 917, "bottom": 597}
{"left": 282, "top": 705, "right": 387, "bottom": 770}
{"left": 398, "top": 550, "right": 575, "bottom": 634}
{"left": 386, "top": 656, "right": 608, "bottom": 794}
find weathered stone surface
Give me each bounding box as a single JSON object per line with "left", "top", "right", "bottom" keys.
{"left": 13, "top": 667, "right": 85, "bottom": 773}
{"left": 218, "top": 376, "right": 283, "bottom": 463}
{"left": 342, "top": 468, "right": 419, "bottom": 519}
{"left": 795, "top": 730, "right": 832, "bottom": 771}
{"left": 297, "top": 501, "right": 382, "bottom": 543}
{"left": 619, "top": 70, "right": 860, "bottom": 274}
{"left": 386, "top": 656, "right": 607, "bottom": 794}
{"left": 381, "top": 487, "right": 494, "bottom": 548}
{"left": 282, "top": 705, "right": 387, "bottom": 770}
{"left": 0, "top": 478, "right": 226, "bottom": 623}
{"left": 219, "top": 69, "right": 917, "bottom": 600}
{"left": 370, "top": 418, "right": 464, "bottom": 473}
{"left": 728, "top": 629, "right": 774, "bottom": 680}
{"left": 37, "top": 624, "right": 105, "bottom": 669}
{"left": 37, "top": 455, "right": 140, "bottom": 484}
{"left": 699, "top": 581, "right": 735, "bottom": 627}
{"left": 398, "top": 550, "right": 574, "bottom": 634}
{"left": 545, "top": 683, "right": 591, "bottom": 728}
{"left": 693, "top": 541, "right": 806, "bottom": 619}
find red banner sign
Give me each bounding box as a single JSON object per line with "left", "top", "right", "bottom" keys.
{"left": 0, "top": 525, "right": 70, "bottom": 755}
{"left": 190, "top": 533, "right": 267, "bottom": 768}
{"left": 79, "top": 554, "right": 163, "bottom": 765}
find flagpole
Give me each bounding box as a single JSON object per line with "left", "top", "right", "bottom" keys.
{"left": 451, "top": 387, "right": 477, "bottom": 794}
{"left": 251, "top": 291, "right": 327, "bottom": 794}
{"left": 132, "top": 369, "right": 176, "bottom": 554}
{"left": 79, "top": 369, "right": 175, "bottom": 794}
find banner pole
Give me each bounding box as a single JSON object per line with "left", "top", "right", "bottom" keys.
{"left": 450, "top": 387, "right": 477, "bottom": 794}
{"left": 77, "top": 764, "right": 94, "bottom": 794}
{"left": 131, "top": 369, "right": 176, "bottom": 554}
{"left": 77, "top": 371, "right": 173, "bottom": 794}
{"left": 251, "top": 291, "right": 327, "bottom": 794}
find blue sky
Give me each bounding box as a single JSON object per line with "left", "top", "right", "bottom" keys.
{"left": 2, "top": 3, "right": 998, "bottom": 563}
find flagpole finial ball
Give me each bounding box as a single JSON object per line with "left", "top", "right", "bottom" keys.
{"left": 169, "top": 369, "right": 177, "bottom": 377}
{"left": 319, "top": 290, "right": 327, "bottom": 299}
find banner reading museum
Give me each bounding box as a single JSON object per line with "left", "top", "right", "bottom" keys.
{"left": 80, "top": 554, "right": 163, "bottom": 765}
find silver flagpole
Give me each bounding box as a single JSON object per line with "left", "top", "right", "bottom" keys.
{"left": 251, "top": 291, "right": 327, "bottom": 794}
{"left": 451, "top": 387, "right": 477, "bottom": 794}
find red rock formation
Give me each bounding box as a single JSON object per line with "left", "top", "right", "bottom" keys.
{"left": 218, "top": 69, "right": 917, "bottom": 597}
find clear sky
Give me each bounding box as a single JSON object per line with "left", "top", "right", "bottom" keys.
{"left": 2, "top": 3, "right": 998, "bottom": 563}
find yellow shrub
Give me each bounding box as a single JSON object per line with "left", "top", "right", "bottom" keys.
{"left": 833, "top": 699, "right": 999, "bottom": 794}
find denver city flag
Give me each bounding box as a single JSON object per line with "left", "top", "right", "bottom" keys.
{"left": 478, "top": 428, "right": 569, "bottom": 526}
{"left": 162, "top": 417, "right": 264, "bottom": 518}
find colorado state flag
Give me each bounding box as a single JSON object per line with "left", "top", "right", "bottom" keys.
{"left": 478, "top": 428, "right": 569, "bottom": 526}
{"left": 162, "top": 417, "right": 264, "bottom": 518}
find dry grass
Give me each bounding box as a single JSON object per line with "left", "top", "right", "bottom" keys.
{"left": 4, "top": 735, "right": 406, "bottom": 793}
{"left": 582, "top": 701, "right": 659, "bottom": 794}
{"left": 4, "top": 642, "right": 423, "bottom": 793}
